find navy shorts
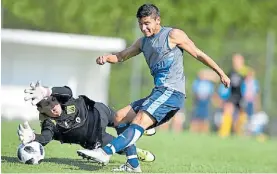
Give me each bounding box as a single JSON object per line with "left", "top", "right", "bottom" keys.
{"left": 130, "top": 86, "right": 185, "bottom": 127}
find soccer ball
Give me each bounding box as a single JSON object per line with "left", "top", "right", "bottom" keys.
{"left": 17, "top": 141, "right": 45, "bottom": 164}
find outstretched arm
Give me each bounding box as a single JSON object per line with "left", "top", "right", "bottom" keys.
{"left": 96, "top": 38, "right": 142, "bottom": 64}
{"left": 34, "top": 130, "right": 54, "bottom": 146}
{"left": 17, "top": 120, "right": 56, "bottom": 146}
{"left": 35, "top": 115, "right": 59, "bottom": 146}
{"left": 169, "top": 29, "right": 230, "bottom": 88}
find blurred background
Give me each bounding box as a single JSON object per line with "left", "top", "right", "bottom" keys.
{"left": 1, "top": 0, "right": 277, "bottom": 139}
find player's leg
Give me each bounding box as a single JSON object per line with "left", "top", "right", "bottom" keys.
{"left": 95, "top": 102, "right": 147, "bottom": 168}
{"left": 218, "top": 101, "right": 234, "bottom": 137}
{"left": 77, "top": 100, "right": 151, "bottom": 168}
{"left": 171, "top": 110, "right": 185, "bottom": 133}
{"left": 113, "top": 99, "right": 156, "bottom": 136}
{"left": 199, "top": 106, "right": 210, "bottom": 133}
{"left": 190, "top": 103, "right": 207, "bottom": 133}
{"left": 100, "top": 126, "right": 156, "bottom": 161}
{"left": 234, "top": 105, "right": 248, "bottom": 136}
{"left": 190, "top": 106, "right": 201, "bottom": 133}
{"left": 103, "top": 88, "right": 184, "bottom": 161}
{"left": 113, "top": 105, "right": 137, "bottom": 127}
{"left": 77, "top": 87, "right": 184, "bottom": 168}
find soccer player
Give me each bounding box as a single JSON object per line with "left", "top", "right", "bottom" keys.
{"left": 190, "top": 72, "right": 215, "bottom": 133}
{"left": 17, "top": 81, "right": 156, "bottom": 163}
{"left": 77, "top": 3, "right": 230, "bottom": 172}
{"left": 241, "top": 68, "right": 260, "bottom": 119}
{"left": 218, "top": 54, "right": 248, "bottom": 137}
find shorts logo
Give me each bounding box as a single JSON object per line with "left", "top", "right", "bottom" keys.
{"left": 142, "top": 99, "right": 150, "bottom": 106}
{"left": 66, "top": 105, "right": 76, "bottom": 114}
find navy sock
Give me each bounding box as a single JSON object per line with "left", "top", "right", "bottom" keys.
{"left": 115, "top": 123, "right": 139, "bottom": 167}
{"left": 125, "top": 144, "right": 139, "bottom": 168}
{"left": 103, "top": 124, "right": 144, "bottom": 155}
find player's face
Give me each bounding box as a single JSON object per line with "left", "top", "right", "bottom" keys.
{"left": 138, "top": 15, "right": 161, "bottom": 37}
{"left": 37, "top": 97, "right": 62, "bottom": 118}
{"left": 50, "top": 104, "right": 62, "bottom": 117}
{"left": 232, "top": 54, "right": 244, "bottom": 71}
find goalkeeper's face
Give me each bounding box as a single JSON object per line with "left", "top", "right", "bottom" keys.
{"left": 37, "top": 97, "right": 62, "bottom": 118}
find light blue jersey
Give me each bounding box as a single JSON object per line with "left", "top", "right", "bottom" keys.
{"left": 130, "top": 26, "right": 185, "bottom": 126}
{"left": 140, "top": 27, "right": 185, "bottom": 94}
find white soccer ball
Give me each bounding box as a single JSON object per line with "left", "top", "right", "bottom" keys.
{"left": 17, "top": 141, "right": 45, "bottom": 164}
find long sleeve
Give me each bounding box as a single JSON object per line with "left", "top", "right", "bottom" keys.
{"left": 35, "top": 118, "right": 59, "bottom": 146}
{"left": 35, "top": 129, "right": 54, "bottom": 146}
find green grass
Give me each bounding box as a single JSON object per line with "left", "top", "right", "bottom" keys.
{"left": 1, "top": 121, "right": 277, "bottom": 173}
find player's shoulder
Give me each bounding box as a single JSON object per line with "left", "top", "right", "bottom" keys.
{"left": 168, "top": 28, "right": 185, "bottom": 38}
{"left": 135, "top": 37, "right": 144, "bottom": 45}
{"left": 39, "top": 114, "right": 56, "bottom": 130}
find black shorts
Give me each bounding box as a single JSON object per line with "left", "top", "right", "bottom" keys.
{"left": 94, "top": 102, "right": 116, "bottom": 129}
{"left": 94, "top": 102, "right": 117, "bottom": 146}
{"left": 227, "top": 95, "right": 242, "bottom": 109}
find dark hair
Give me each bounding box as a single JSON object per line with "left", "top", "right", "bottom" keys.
{"left": 136, "top": 4, "right": 160, "bottom": 19}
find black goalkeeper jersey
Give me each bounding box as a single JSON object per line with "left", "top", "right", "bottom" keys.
{"left": 228, "top": 70, "right": 245, "bottom": 101}
{"left": 35, "top": 86, "right": 103, "bottom": 149}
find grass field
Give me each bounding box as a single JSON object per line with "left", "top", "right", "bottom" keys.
{"left": 1, "top": 121, "right": 277, "bottom": 173}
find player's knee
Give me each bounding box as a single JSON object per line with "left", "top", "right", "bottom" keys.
{"left": 132, "top": 111, "right": 156, "bottom": 130}
{"left": 113, "top": 113, "right": 121, "bottom": 127}
{"left": 113, "top": 105, "right": 136, "bottom": 127}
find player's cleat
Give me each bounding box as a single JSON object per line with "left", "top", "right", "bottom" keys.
{"left": 112, "top": 162, "right": 142, "bottom": 173}
{"left": 143, "top": 128, "right": 156, "bottom": 136}
{"left": 137, "top": 148, "right": 155, "bottom": 162}
{"left": 77, "top": 148, "right": 110, "bottom": 165}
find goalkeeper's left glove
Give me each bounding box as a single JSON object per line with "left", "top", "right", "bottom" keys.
{"left": 17, "top": 121, "right": 35, "bottom": 144}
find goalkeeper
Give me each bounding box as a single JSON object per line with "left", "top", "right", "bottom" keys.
{"left": 17, "top": 81, "right": 155, "bottom": 162}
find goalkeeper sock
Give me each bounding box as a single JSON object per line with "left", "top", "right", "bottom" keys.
{"left": 103, "top": 124, "right": 144, "bottom": 155}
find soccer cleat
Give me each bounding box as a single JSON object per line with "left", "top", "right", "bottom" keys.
{"left": 77, "top": 148, "right": 110, "bottom": 165}
{"left": 143, "top": 128, "right": 156, "bottom": 136}
{"left": 112, "top": 162, "right": 142, "bottom": 173}
{"left": 136, "top": 148, "right": 155, "bottom": 162}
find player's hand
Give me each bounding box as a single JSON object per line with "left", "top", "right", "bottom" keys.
{"left": 24, "top": 81, "right": 52, "bottom": 105}
{"left": 96, "top": 55, "right": 108, "bottom": 65}
{"left": 220, "top": 74, "right": 231, "bottom": 88}
{"left": 17, "top": 121, "right": 35, "bottom": 145}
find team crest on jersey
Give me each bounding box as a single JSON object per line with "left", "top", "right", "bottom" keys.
{"left": 66, "top": 105, "right": 76, "bottom": 114}
{"left": 51, "top": 119, "right": 57, "bottom": 125}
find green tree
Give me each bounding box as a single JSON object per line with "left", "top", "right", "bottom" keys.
{"left": 2, "top": 0, "right": 277, "bottom": 114}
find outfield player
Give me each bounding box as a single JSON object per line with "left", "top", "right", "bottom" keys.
{"left": 190, "top": 72, "right": 215, "bottom": 133}
{"left": 77, "top": 3, "right": 230, "bottom": 172}
{"left": 18, "top": 81, "right": 155, "bottom": 163}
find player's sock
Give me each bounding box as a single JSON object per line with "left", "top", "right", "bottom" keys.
{"left": 115, "top": 123, "right": 129, "bottom": 155}
{"left": 218, "top": 112, "right": 232, "bottom": 137}
{"left": 115, "top": 123, "right": 139, "bottom": 167}
{"left": 125, "top": 144, "right": 139, "bottom": 168}
{"left": 103, "top": 124, "right": 144, "bottom": 155}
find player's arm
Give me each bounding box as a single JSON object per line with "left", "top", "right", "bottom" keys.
{"left": 35, "top": 116, "right": 58, "bottom": 146}
{"left": 169, "top": 29, "right": 230, "bottom": 87}
{"left": 17, "top": 119, "right": 56, "bottom": 146}
{"left": 34, "top": 130, "right": 54, "bottom": 146}
{"left": 96, "top": 38, "right": 142, "bottom": 64}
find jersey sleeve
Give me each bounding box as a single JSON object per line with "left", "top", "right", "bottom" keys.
{"left": 35, "top": 115, "right": 59, "bottom": 146}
